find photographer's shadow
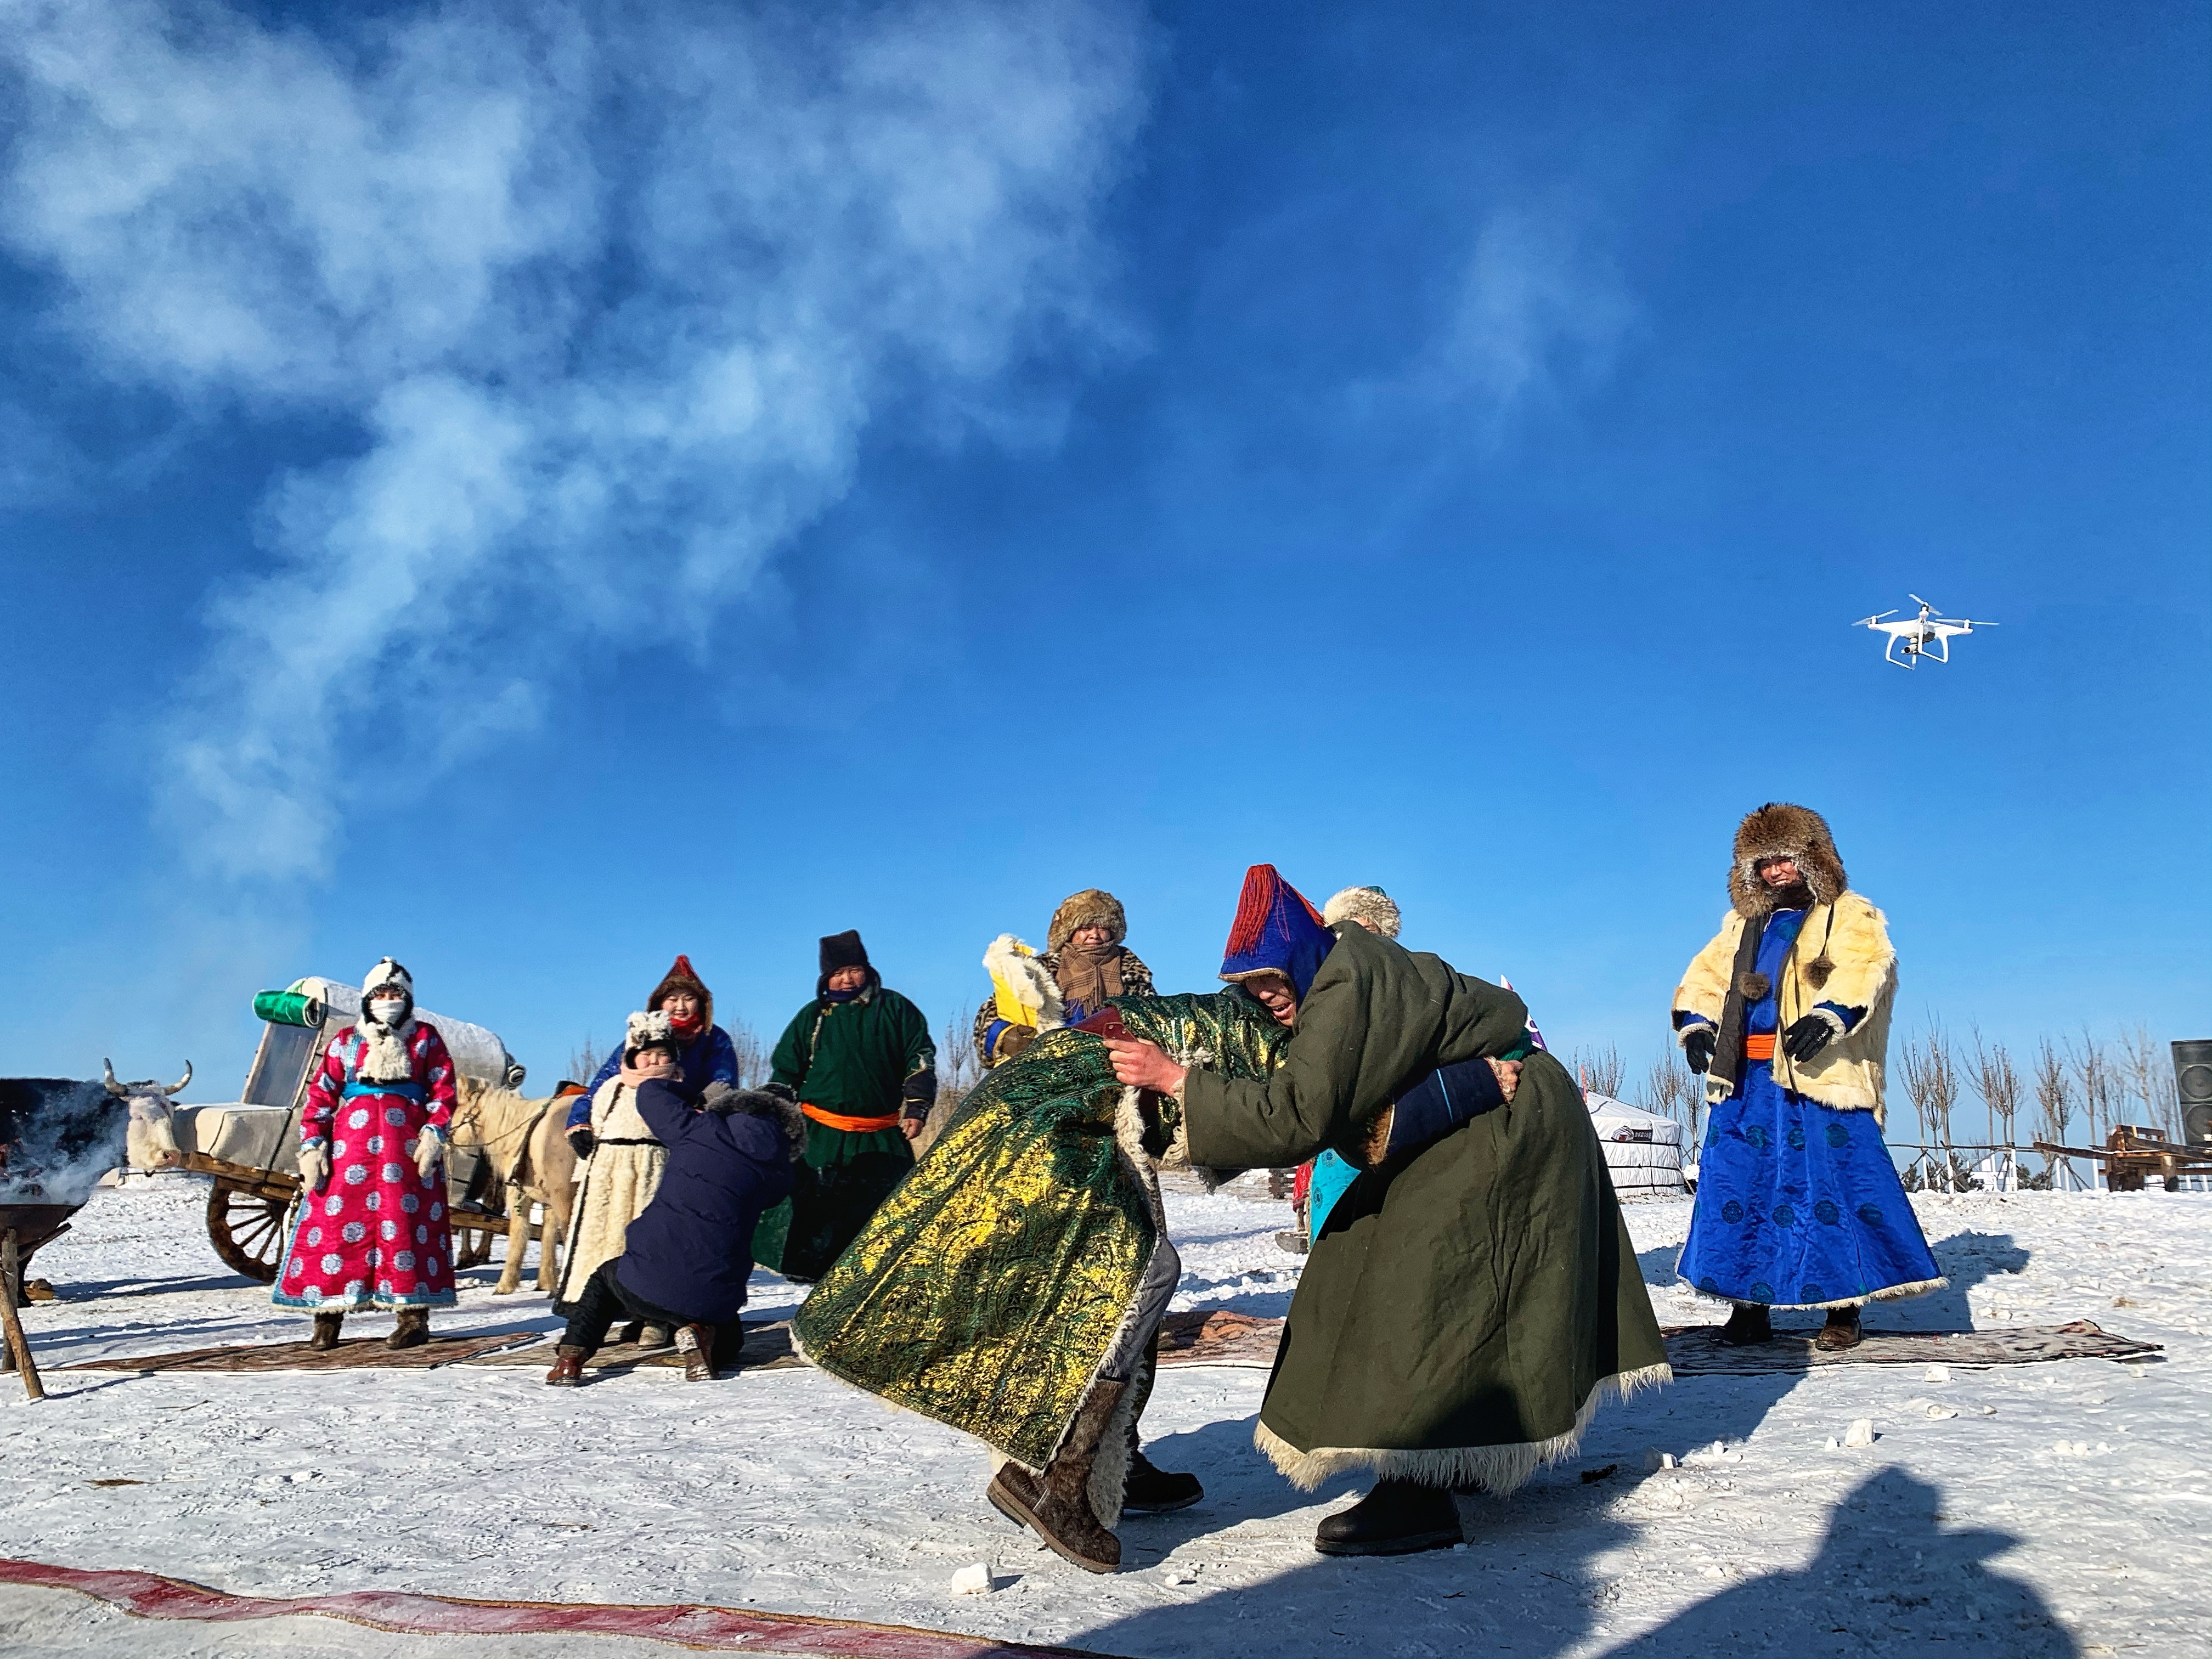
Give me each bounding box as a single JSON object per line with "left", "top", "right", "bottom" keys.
{"left": 1598, "top": 1466, "right": 2075, "bottom": 1657}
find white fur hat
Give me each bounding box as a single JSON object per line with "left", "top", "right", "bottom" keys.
{"left": 624, "top": 1008, "right": 675, "bottom": 1057}
{"left": 362, "top": 957, "right": 414, "bottom": 998}
{"left": 1322, "top": 886, "right": 1402, "bottom": 940}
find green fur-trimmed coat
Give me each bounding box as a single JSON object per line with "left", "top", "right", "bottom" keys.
{"left": 1179, "top": 924, "right": 1671, "bottom": 1493}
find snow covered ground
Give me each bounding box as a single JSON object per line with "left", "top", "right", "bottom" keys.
{"left": 3, "top": 1177, "right": 2209, "bottom": 1658}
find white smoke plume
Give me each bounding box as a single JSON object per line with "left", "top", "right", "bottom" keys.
{"left": 0, "top": 1080, "right": 127, "bottom": 1206}
{"left": 1, "top": 0, "right": 1146, "bottom": 880}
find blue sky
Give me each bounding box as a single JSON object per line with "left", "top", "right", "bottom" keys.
{"left": 2, "top": 0, "right": 2205, "bottom": 1129}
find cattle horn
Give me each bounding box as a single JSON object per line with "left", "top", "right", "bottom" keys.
{"left": 103, "top": 1058, "right": 128, "bottom": 1097}
{"left": 166, "top": 1061, "right": 194, "bottom": 1097}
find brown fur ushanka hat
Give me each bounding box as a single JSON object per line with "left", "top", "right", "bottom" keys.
{"left": 1729, "top": 803, "right": 1848, "bottom": 919}
{"left": 1047, "top": 889, "right": 1126, "bottom": 953}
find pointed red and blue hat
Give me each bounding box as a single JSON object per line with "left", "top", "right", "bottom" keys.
{"left": 1218, "top": 865, "right": 1335, "bottom": 1000}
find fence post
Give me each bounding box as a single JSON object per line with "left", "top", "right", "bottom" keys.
{"left": 0, "top": 1231, "right": 47, "bottom": 1402}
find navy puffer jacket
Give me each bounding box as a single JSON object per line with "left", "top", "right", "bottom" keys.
{"left": 615, "top": 1079, "right": 801, "bottom": 1325}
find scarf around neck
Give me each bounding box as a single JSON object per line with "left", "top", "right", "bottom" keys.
{"left": 1054, "top": 943, "right": 1125, "bottom": 1016}
{"left": 357, "top": 1009, "right": 417, "bottom": 1083}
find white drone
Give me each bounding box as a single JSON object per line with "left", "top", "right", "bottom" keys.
{"left": 1854, "top": 595, "right": 1996, "bottom": 669}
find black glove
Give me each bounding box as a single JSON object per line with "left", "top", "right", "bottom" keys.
{"left": 1681, "top": 1027, "right": 1716, "bottom": 1075}
{"left": 567, "top": 1125, "right": 596, "bottom": 1159}
{"left": 1782, "top": 1013, "right": 1842, "bottom": 1064}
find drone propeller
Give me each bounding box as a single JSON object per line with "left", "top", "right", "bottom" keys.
{"left": 1908, "top": 592, "right": 1936, "bottom": 613}
{"left": 1854, "top": 610, "right": 1899, "bottom": 628}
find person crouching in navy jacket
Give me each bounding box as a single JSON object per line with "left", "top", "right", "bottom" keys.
{"left": 545, "top": 1032, "right": 803, "bottom": 1384}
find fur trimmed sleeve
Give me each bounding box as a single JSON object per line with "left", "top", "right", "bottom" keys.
{"left": 1673, "top": 914, "right": 1741, "bottom": 1029}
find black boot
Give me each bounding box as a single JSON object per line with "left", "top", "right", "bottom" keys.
{"left": 1124, "top": 1429, "right": 1203, "bottom": 1513}
{"left": 1313, "top": 1478, "right": 1463, "bottom": 1557}
{"left": 309, "top": 1312, "right": 345, "bottom": 1352}
{"left": 1718, "top": 1302, "right": 1773, "bottom": 1346}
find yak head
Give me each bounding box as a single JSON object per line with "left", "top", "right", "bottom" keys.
{"left": 105, "top": 1059, "right": 189, "bottom": 1172}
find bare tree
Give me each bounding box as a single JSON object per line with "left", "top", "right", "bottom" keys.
{"left": 1967, "top": 1027, "right": 2022, "bottom": 1151}
{"left": 1639, "top": 1049, "right": 1691, "bottom": 1127}
{"left": 2118, "top": 1023, "right": 2171, "bottom": 1135}
{"left": 938, "top": 1001, "right": 983, "bottom": 1105}
{"left": 1574, "top": 1044, "right": 1626, "bottom": 1101}
{"left": 915, "top": 1002, "right": 986, "bottom": 1159}
{"left": 2072, "top": 1028, "right": 2116, "bottom": 1145}
{"left": 725, "top": 1018, "right": 768, "bottom": 1089}
{"left": 566, "top": 1037, "right": 604, "bottom": 1088}
{"left": 1899, "top": 1024, "right": 1960, "bottom": 1186}
{"left": 2034, "top": 1038, "right": 2074, "bottom": 1180}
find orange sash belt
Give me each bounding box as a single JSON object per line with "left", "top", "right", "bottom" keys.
{"left": 801, "top": 1102, "right": 901, "bottom": 1133}
{"left": 1742, "top": 1032, "right": 1776, "bottom": 1061}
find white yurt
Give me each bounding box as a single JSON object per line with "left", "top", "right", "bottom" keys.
{"left": 1583, "top": 1092, "right": 1688, "bottom": 1194}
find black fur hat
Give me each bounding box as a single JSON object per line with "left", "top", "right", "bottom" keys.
{"left": 817, "top": 929, "right": 878, "bottom": 997}
{"left": 819, "top": 930, "right": 870, "bottom": 977}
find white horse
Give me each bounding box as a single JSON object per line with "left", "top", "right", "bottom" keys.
{"left": 448, "top": 1082, "right": 579, "bottom": 1296}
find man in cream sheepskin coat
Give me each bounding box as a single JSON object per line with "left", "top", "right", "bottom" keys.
{"left": 1672, "top": 803, "right": 1943, "bottom": 1351}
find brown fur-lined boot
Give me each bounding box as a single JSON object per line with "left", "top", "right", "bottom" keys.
{"left": 386, "top": 1308, "right": 430, "bottom": 1351}
{"left": 675, "top": 1324, "right": 716, "bottom": 1382}
{"left": 309, "top": 1312, "right": 345, "bottom": 1352}
{"left": 985, "top": 1379, "right": 1126, "bottom": 1573}
{"left": 544, "top": 1345, "right": 588, "bottom": 1386}
{"left": 1815, "top": 1306, "right": 1863, "bottom": 1351}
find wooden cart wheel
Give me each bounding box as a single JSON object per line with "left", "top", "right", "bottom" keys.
{"left": 208, "top": 1184, "right": 290, "bottom": 1283}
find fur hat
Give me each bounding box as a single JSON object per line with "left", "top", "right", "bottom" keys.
{"left": 817, "top": 929, "right": 876, "bottom": 996}
{"left": 623, "top": 1008, "right": 676, "bottom": 1060}
{"left": 1729, "top": 803, "right": 1849, "bottom": 918}
{"left": 1047, "top": 889, "right": 1126, "bottom": 953}
{"left": 1322, "top": 885, "right": 1401, "bottom": 939}
{"left": 819, "top": 930, "right": 870, "bottom": 976}
{"left": 648, "top": 953, "right": 713, "bottom": 1031}
{"left": 361, "top": 957, "right": 413, "bottom": 1000}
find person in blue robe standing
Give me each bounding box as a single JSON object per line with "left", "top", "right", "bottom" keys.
{"left": 1672, "top": 803, "right": 1943, "bottom": 1350}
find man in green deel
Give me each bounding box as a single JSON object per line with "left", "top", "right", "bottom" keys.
{"left": 757, "top": 930, "right": 936, "bottom": 1282}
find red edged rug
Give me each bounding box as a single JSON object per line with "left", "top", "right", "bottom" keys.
{"left": 0, "top": 1559, "right": 1122, "bottom": 1657}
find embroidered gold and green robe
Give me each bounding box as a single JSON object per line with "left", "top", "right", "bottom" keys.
{"left": 793, "top": 991, "right": 1286, "bottom": 1483}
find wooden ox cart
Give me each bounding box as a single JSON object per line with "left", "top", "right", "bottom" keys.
{"left": 174, "top": 980, "right": 534, "bottom": 1283}
{"left": 2033, "top": 1124, "right": 2212, "bottom": 1192}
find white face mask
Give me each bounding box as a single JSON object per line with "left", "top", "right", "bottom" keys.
{"left": 368, "top": 997, "right": 408, "bottom": 1026}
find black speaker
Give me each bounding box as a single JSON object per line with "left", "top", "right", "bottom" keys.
{"left": 2176, "top": 1040, "right": 2212, "bottom": 1147}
